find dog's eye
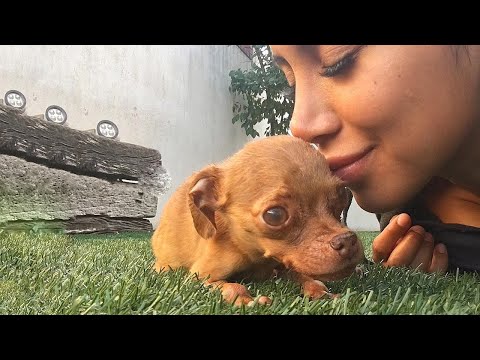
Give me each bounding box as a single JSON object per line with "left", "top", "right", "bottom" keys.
{"left": 263, "top": 207, "right": 288, "bottom": 226}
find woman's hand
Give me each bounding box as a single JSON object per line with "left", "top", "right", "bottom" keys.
{"left": 372, "top": 213, "right": 449, "bottom": 273}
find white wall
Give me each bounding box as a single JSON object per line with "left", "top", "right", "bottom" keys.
{"left": 0, "top": 45, "right": 379, "bottom": 231}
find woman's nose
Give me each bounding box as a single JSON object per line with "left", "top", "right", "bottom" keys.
{"left": 289, "top": 86, "right": 342, "bottom": 144}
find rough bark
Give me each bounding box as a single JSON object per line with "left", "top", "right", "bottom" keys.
{"left": 0, "top": 104, "right": 171, "bottom": 233}
{"left": 0, "top": 104, "right": 168, "bottom": 192}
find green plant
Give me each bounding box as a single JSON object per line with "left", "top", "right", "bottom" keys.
{"left": 229, "top": 45, "right": 294, "bottom": 138}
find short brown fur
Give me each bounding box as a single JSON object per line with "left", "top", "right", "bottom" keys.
{"left": 152, "top": 135, "right": 365, "bottom": 306}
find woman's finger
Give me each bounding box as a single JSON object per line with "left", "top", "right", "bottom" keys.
{"left": 372, "top": 213, "right": 412, "bottom": 263}
{"left": 409, "top": 232, "right": 434, "bottom": 272}
{"left": 385, "top": 225, "right": 426, "bottom": 267}
{"left": 428, "top": 243, "right": 449, "bottom": 274}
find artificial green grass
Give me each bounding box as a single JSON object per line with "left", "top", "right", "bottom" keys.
{"left": 1, "top": 230, "right": 479, "bottom": 314}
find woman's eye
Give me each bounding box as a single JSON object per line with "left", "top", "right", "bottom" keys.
{"left": 322, "top": 53, "right": 357, "bottom": 78}
{"left": 321, "top": 46, "right": 365, "bottom": 78}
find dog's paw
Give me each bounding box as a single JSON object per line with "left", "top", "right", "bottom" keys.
{"left": 247, "top": 295, "right": 272, "bottom": 307}
{"left": 325, "top": 292, "right": 341, "bottom": 299}
{"left": 232, "top": 295, "right": 255, "bottom": 307}
{"left": 303, "top": 279, "right": 331, "bottom": 300}
{"left": 219, "top": 283, "right": 257, "bottom": 307}
{"left": 221, "top": 283, "right": 272, "bottom": 307}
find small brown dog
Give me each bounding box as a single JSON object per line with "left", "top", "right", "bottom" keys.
{"left": 152, "top": 135, "right": 365, "bottom": 306}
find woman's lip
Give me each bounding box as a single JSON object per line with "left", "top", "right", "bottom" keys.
{"left": 327, "top": 147, "right": 374, "bottom": 171}
{"left": 327, "top": 147, "right": 374, "bottom": 183}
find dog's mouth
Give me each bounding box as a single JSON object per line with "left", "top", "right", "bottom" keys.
{"left": 262, "top": 232, "right": 365, "bottom": 282}
{"left": 309, "top": 264, "right": 359, "bottom": 282}
{"left": 277, "top": 248, "right": 365, "bottom": 282}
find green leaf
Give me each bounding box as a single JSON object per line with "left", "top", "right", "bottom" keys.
{"left": 229, "top": 45, "right": 294, "bottom": 137}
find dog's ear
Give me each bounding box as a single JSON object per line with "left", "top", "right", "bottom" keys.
{"left": 340, "top": 187, "right": 354, "bottom": 226}
{"left": 188, "top": 165, "right": 223, "bottom": 239}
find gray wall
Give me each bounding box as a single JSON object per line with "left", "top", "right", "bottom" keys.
{"left": 0, "top": 45, "right": 379, "bottom": 231}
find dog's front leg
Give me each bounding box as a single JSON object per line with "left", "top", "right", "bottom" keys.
{"left": 191, "top": 250, "right": 273, "bottom": 307}
{"left": 279, "top": 271, "right": 339, "bottom": 300}
{"left": 203, "top": 279, "right": 272, "bottom": 307}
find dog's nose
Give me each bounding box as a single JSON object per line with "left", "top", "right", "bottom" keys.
{"left": 329, "top": 231, "right": 358, "bottom": 258}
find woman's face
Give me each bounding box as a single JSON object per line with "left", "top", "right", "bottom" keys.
{"left": 270, "top": 45, "right": 479, "bottom": 213}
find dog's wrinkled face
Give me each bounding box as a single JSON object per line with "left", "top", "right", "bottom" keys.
{"left": 189, "top": 135, "right": 365, "bottom": 281}
{"left": 248, "top": 184, "right": 363, "bottom": 281}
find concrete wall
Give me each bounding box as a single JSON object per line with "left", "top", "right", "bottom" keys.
{"left": 0, "top": 45, "right": 379, "bottom": 231}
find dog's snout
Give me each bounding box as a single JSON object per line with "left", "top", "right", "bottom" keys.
{"left": 329, "top": 231, "right": 358, "bottom": 257}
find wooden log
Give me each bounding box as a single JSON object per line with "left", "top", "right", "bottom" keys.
{"left": 0, "top": 104, "right": 170, "bottom": 233}
{"left": 0, "top": 216, "right": 153, "bottom": 234}
{"left": 64, "top": 216, "right": 153, "bottom": 234}
{"left": 0, "top": 154, "right": 160, "bottom": 222}
{"left": 0, "top": 104, "right": 167, "bottom": 192}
